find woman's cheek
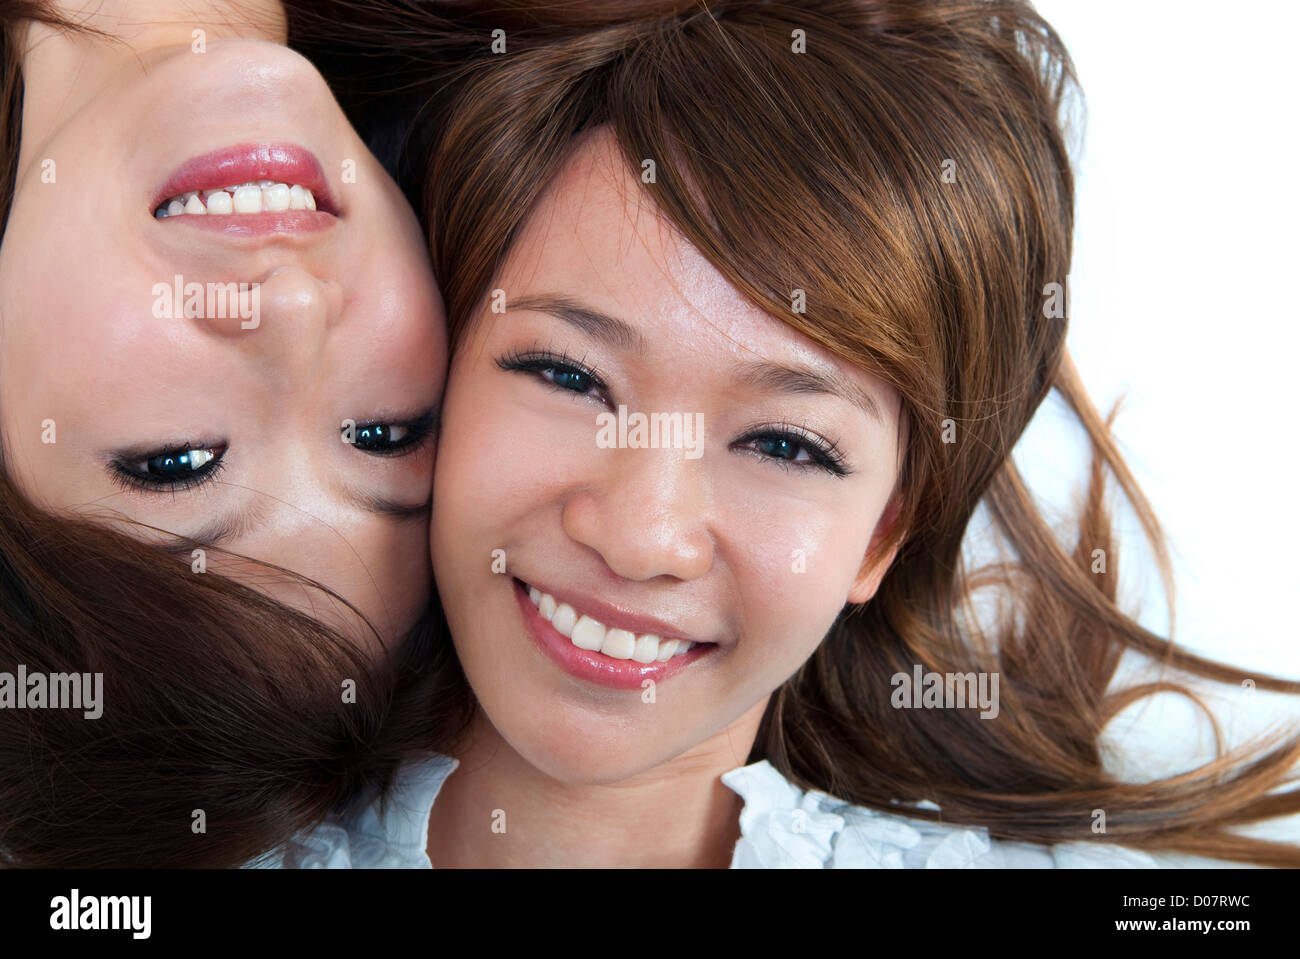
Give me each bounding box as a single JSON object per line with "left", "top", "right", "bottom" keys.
{"left": 729, "top": 510, "right": 863, "bottom": 675}
{"left": 439, "top": 377, "right": 530, "bottom": 516}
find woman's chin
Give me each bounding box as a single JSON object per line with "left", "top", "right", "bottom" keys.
{"left": 506, "top": 726, "right": 684, "bottom": 787}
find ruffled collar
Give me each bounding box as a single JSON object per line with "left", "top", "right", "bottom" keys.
{"left": 273, "top": 752, "right": 1162, "bottom": 869}
{"left": 722, "top": 759, "right": 992, "bottom": 868}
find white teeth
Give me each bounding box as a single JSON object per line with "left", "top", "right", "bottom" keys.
{"left": 551, "top": 602, "right": 576, "bottom": 638}
{"left": 602, "top": 628, "right": 637, "bottom": 660}
{"left": 525, "top": 583, "right": 701, "bottom": 662}
{"left": 538, "top": 593, "right": 556, "bottom": 621}
{"left": 154, "top": 180, "right": 320, "bottom": 217}
{"left": 632, "top": 634, "right": 660, "bottom": 664}
{"left": 570, "top": 615, "right": 605, "bottom": 652}
{"left": 205, "top": 190, "right": 233, "bottom": 214}
{"left": 232, "top": 185, "right": 262, "bottom": 214}
{"left": 263, "top": 182, "right": 291, "bottom": 212}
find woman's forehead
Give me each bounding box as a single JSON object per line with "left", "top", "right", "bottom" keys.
{"left": 497, "top": 128, "right": 901, "bottom": 418}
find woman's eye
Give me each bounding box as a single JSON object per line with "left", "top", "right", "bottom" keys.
{"left": 353, "top": 423, "right": 405, "bottom": 450}
{"left": 346, "top": 410, "right": 435, "bottom": 456}
{"left": 752, "top": 435, "right": 808, "bottom": 462}
{"left": 111, "top": 445, "right": 226, "bottom": 492}
{"left": 496, "top": 350, "right": 608, "bottom": 402}
{"left": 544, "top": 366, "right": 595, "bottom": 394}
{"left": 736, "top": 428, "right": 850, "bottom": 477}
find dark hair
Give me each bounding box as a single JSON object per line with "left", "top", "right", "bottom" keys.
{"left": 352, "top": 0, "right": 1300, "bottom": 865}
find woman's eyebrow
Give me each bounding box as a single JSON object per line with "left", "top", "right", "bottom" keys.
{"left": 736, "top": 360, "right": 885, "bottom": 424}
{"left": 159, "top": 492, "right": 428, "bottom": 554}
{"left": 158, "top": 502, "right": 267, "bottom": 554}
{"left": 508, "top": 292, "right": 884, "bottom": 423}
{"left": 508, "top": 294, "right": 645, "bottom": 352}
{"left": 343, "top": 488, "right": 432, "bottom": 521}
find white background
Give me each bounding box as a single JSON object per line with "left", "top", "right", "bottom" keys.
{"left": 990, "top": 1, "right": 1300, "bottom": 790}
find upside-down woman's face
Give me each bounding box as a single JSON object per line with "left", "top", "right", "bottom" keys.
{"left": 432, "top": 130, "right": 906, "bottom": 783}
{"left": 0, "top": 38, "right": 445, "bottom": 645}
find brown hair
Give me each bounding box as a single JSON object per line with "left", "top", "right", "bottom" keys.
{"left": 394, "top": 0, "right": 1300, "bottom": 864}
{"left": 0, "top": 1, "right": 472, "bottom": 868}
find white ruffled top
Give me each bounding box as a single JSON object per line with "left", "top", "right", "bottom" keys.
{"left": 252, "top": 754, "right": 1247, "bottom": 869}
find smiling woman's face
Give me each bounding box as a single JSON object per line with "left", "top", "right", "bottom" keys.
{"left": 432, "top": 130, "right": 906, "bottom": 783}
{"left": 0, "top": 37, "right": 445, "bottom": 645}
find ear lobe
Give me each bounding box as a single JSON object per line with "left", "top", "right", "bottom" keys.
{"left": 847, "top": 497, "right": 904, "bottom": 605}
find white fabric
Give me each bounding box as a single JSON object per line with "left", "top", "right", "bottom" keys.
{"left": 249, "top": 754, "right": 1250, "bottom": 869}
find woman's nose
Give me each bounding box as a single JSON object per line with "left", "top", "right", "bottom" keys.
{"left": 561, "top": 445, "right": 715, "bottom": 583}
{"left": 191, "top": 264, "right": 343, "bottom": 359}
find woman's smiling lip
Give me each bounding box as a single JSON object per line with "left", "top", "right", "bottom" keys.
{"left": 151, "top": 142, "right": 340, "bottom": 234}
{"left": 157, "top": 210, "right": 336, "bottom": 237}
{"left": 512, "top": 577, "right": 717, "bottom": 690}
{"left": 517, "top": 576, "right": 703, "bottom": 643}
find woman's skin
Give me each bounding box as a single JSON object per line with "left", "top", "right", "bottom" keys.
{"left": 0, "top": 0, "right": 446, "bottom": 644}
{"left": 428, "top": 130, "right": 907, "bottom": 867}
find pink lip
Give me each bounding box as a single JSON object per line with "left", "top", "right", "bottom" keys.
{"left": 520, "top": 577, "right": 700, "bottom": 643}
{"left": 513, "top": 578, "right": 715, "bottom": 691}
{"left": 152, "top": 142, "right": 339, "bottom": 235}
{"left": 160, "top": 211, "right": 336, "bottom": 237}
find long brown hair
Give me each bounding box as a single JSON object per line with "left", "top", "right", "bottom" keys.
{"left": 389, "top": 0, "right": 1300, "bottom": 864}
{"left": 0, "top": 1, "right": 472, "bottom": 868}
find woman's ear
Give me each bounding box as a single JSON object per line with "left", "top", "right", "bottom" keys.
{"left": 847, "top": 495, "right": 904, "bottom": 604}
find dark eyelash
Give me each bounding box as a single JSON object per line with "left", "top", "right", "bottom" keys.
{"left": 495, "top": 347, "right": 609, "bottom": 395}
{"left": 734, "top": 422, "right": 852, "bottom": 477}
{"left": 107, "top": 450, "right": 227, "bottom": 497}
{"left": 496, "top": 350, "right": 847, "bottom": 477}
{"left": 348, "top": 408, "right": 439, "bottom": 458}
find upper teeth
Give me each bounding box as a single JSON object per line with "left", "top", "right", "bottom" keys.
{"left": 155, "top": 182, "right": 317, "bottom": 217}
{"left": 528, "top": 584, "right": 696, "bottom": 662}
